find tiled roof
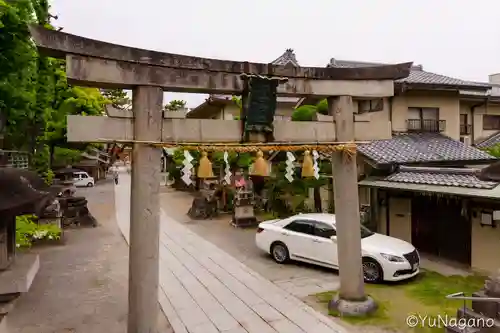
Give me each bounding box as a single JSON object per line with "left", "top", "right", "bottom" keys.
{"left": 272, "top": 49, "right": 300, "bottom": 67}
{"left": 328, "top": 59, "right": 490, "bottom": 89}
{"left": 475, "top": 131, "right": 500, "bottom": 149}
{"left": 384, "top": 167, "right": 498, "bottom": 189}
{"left": 358, "top": 132, "right": 496, "bottom": 165}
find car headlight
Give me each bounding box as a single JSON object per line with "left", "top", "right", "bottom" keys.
{"left": 380, "top": 253, "right": 405, "bottom": 263}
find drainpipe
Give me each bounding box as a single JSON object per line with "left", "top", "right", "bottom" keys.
{"left": 470, "top": 97, "right": 489, "bottom": 143}
{"left": 388, "top": 97, "right": 394, "bottom": 132}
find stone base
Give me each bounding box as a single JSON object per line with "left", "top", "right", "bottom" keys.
{"left": 0, "top": 253, "right": 39, "bottom": 295}
{"left": 328, "top": 294, "right": 377, "bottom": 317}
{"left": 231, "top": 217, "right": 257, "bottom": 228}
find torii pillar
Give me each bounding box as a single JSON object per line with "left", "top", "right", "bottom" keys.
{"left": 128, "top": 86, "right": 164, "bottom": 332}
{"left": 328, "top": 96, "right": 376, "bottom": 315}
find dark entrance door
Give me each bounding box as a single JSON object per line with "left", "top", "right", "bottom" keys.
{"left": 411, "top": 196, "right": 439, "bottom": 255}
{"left": 411, "top": 195, "right": 471, "bottom": 265}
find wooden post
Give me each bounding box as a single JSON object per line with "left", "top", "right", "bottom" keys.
{"left": 128, "top": 86, "right": 167, "bottom": 332}
{"left": 328, "top": 96, "right": 368, "bottom": 303}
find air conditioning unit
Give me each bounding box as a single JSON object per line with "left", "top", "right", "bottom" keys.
{"left": 460, "top": 136, "right": 471, "bottom": 146}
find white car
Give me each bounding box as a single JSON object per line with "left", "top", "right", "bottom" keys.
{"left": 255, "top": 213, "right": 419, "bottom": 283}
{"left": 72, "top": 171, "right": 95, "bottom": 187}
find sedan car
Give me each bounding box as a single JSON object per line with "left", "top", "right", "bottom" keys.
{"left": 255, "top": 213, "right": 419, "bottom": 283}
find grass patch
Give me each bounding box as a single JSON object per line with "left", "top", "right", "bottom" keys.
{"left": 314, "top": 270, "right": 486, "bottom": 333}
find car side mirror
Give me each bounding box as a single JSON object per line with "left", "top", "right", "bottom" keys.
{"left": 330, "top": 235, "right": 337, "bottom": 243}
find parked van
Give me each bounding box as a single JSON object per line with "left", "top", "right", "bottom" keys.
{"left": 72, "top": 171, "right": 95, "bottom": 187}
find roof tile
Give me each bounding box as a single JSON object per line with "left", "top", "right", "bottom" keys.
{"left": 385, "top": 169, "right": 498, "bottom": 189}
{"left": 475, "top": 131, "right": 500, "bottom": 149}
{"left": 272, "top": 49, "right": 300, "bottom": 67}
{"left": 358, "top": 132, "right": 496, "bottom": 165}
{"left": 329, "top": 59, "right": 490, "bottom": 88}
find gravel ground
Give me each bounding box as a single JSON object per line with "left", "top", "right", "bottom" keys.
{"left": 7, "top": 179, "right": 170, "bottom": 333}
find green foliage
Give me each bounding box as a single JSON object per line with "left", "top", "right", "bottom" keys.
{"left": 265, "top": 161, "right": 328, "bottom": 217}
{"left": 292, "top": 105, "right": 316, "bottom": 121}
{"left": 231, "top": 96, "right": 242, "bottom": 110}
{"left": 316, "top": 99, "right": 329, "bottom": 115}
{"left": 101, "top": 89, "right": 131, "bottom": 110}
{"left": 164, "top": 99, "right": 187, "bottom": 111}
{"left": 484, "top": 144, "right": 500, "bottom": 158}
{"left": 0, "top": 0, "right": 38, "bottom": 148}
{"left": 231, "top": 96, "right": 242, "bottom": 120}
{"left": 0, "top": 1, "right": 108, "bottom": 177}
{"left": 52, "top": 147, "right": 83, "bottom": 166}
{"left": 16, "top": 214, "right": 62, "bottom": 248}
{"left": 291, "top": 99, "right": 329, "bottom": 121}
{"left": 43, "top": 168, "right": 54, "bottom": 185}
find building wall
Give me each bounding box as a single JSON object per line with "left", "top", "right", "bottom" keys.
{"left": 374, "top": 194, "right": 500, "bottom": 274}
{"left": 470, "top": 104, "right": 500, "bottom": 142}
{"left": 353, "top": 98, "right": 392, "bottom": 139}
{"left": 391, "top": 92, "right": 461, "bottom": 140}
{"left": 375, "top": 195, "right": 412, "bottom": 240}
{"left": 387, "top": 197, "right": 412, "bottom": 242}
{"left": 470, "top": 212, "right": 500, "bottom": 274}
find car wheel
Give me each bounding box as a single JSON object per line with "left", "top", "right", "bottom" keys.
{"left": 270, "top": 242, "right": 289, "bottom": 264}
{"left": 87, "top": 182, "right": 94, "bottom": 187}
{"left": 362, "top": 257, "right": 383, "bottom": 283}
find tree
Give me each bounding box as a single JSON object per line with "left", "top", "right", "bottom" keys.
{"left": 0, "top": 0, "right": 109, "bottom": 174}
{"left": 0, "top": 0, "right": 38, "bottom": 149}
{"left": 484, "top": 144, "right": 500, "bottom": 158}
{"left": 101, "top": 89, "right": 131, "bottom": 110}
{"left": 231, "top": 96, "right": 242, "bottom": 120}
{"left": 292, "top": 105, "right": 316, "bottom": 121}
{"left": 316, "top": 99, "right": 329, "bottom": 115}
{"left": 291, "top": 99, "right": 329, "bottom": 121}
{"left": 164, "top": 99, "right": 186, "bottom": 111}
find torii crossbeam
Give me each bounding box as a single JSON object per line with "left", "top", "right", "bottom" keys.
{"left": 29, "top": 24, "right": 411, "bottom": 332}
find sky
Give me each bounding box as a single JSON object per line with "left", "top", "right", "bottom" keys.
{"left": 51, "top": 0, "right": 500, "bottom": 108}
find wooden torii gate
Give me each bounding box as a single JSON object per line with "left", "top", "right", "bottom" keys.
{"left": 29, "top": 25, "right": 411, "bottom": 332}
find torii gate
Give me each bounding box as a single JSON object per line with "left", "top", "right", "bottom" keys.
{"left": 29, "top": 25, "right": 411, "bottom": 332}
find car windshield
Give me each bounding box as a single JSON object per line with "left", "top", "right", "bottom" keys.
{"left": 361, "top": 224, "right": 374, "bottom": 238}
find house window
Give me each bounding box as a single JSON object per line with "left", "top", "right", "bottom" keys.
{"left": 407, "top": 107, "right": 444, "bottom": 132}
{"left": 483, "top": 115, "right": 500, "bottom": 130}
{"left": 460, "top": 114, "right": 467, "bottom": 125}
{"left": 358, "top": 99, "right": 384, "bottom": 113}
{"left": 460, "top": 114, "right": 471, "bottom": 135}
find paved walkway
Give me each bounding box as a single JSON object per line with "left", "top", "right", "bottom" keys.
{"left": 159, "top": 189, "right": 341, "bottom": 299}
{"left": 115, "top": 174, "right": 347, "bottom": 333}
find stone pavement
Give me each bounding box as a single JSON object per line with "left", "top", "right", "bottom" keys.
{"left": 115, "top": 174, "right": 347, "bottom": 333}
{"left": 158, "top": 188, "right": 341, "bottom": 299}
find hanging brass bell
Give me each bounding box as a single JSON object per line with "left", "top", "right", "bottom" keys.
{"left": 301, "top": 150, "right": 315, "bottom": 178}
{"left": 251, "top": 150, "right": 270, "bottom": 177}
{"left": 197, "top": 152, "right": 214, "bottom": 178}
